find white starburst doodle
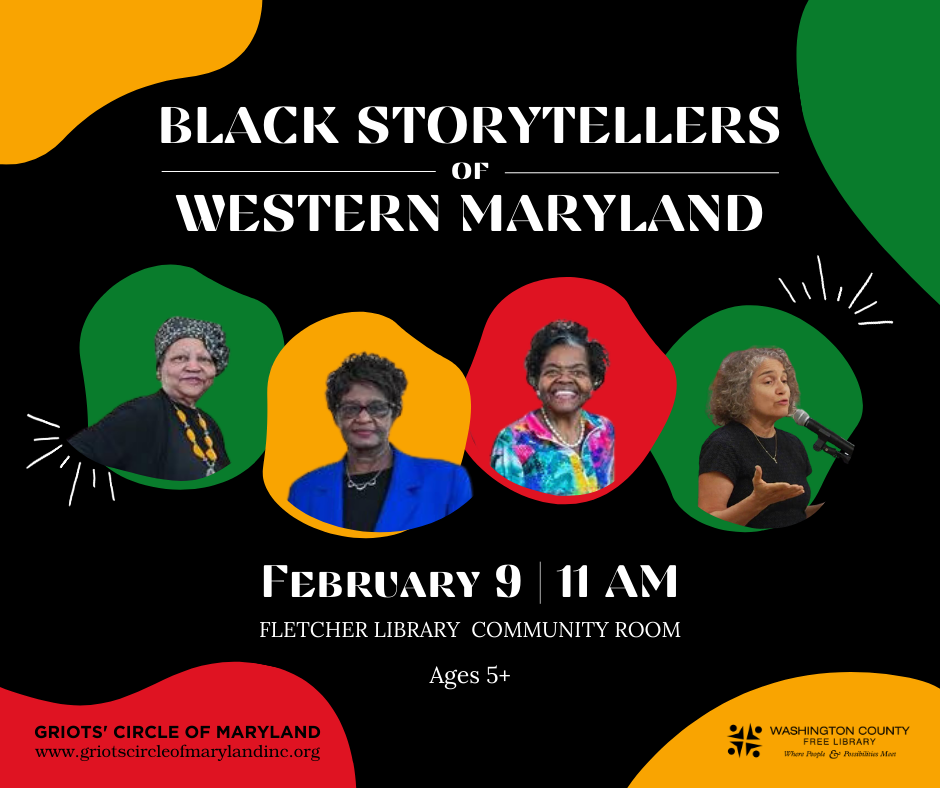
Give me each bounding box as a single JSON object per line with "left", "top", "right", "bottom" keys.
{"left": 28, "top": 414, "right": 116, "bottom": 505}
{"left": 778, "top": 256, "right": 894, "bottom": 325}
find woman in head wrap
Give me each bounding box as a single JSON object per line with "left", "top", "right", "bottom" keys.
{"left": 698, "top": 347, "right": 824, "bottom": 528}
{"left": 491, "top": 320, "right": 614, "bottom": 496}
{"left": 69, "top": 317, "right": 231, "bottom": 480}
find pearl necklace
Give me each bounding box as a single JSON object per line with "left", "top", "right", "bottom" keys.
{"left": 173, "top": 405, "right": 218, "bottom": 475}
{"left": 541, "top": 406, "right": 585, "bottom": 448}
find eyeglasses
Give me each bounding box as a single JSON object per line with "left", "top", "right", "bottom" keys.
{"left": 336, "top": 401, "right": 395, "bottom": 420}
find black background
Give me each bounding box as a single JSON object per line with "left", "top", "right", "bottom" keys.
{"left": 7, "top": 3, "right": 936, "bottom": 784}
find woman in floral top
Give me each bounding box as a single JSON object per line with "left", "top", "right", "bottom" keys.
{"left": 491, "top": 321, "right": 614, "bottom": 495}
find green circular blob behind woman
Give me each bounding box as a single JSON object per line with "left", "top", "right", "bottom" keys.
{"left": 698, "top": 347, "right": 825, "bottom": 528}
{"left": 70, "top": 317, "right": 231, "bottom": 480}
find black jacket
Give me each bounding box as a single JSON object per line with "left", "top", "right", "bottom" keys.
{"left": 69, "top": 391, "right": 229, "bottom": 481}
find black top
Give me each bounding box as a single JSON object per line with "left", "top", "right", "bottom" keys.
{"left": 69, "top": 390, "right": 230, "bottom": 481}
{"left": 342, "top": 466, "right": 393, "bottom": 531}
{"left": 699, "top": 421, "right": 812, "bottom": 529}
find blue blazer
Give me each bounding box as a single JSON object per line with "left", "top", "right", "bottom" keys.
{"left": 288, "top": 448, "right": 472, "bottom": 532}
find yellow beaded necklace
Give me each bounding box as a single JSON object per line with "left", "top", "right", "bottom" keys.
{"left": 173, "top": 405, "right": 218, "bottom": 475}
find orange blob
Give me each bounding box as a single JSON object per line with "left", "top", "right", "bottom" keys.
{"left": 1, "top": 2, "right": 262, "bottom": 163}
{"left": 263, "top": 312, "right": 471, "bottom": 538}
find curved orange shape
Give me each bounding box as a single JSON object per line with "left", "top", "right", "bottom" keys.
{"left": 263, "top": 312, "right": 472, "bottom": 538}
{"left": 631, "top": 672, "right": 938, "bottom": 787}
{"left": 1, "top": 2, "right": 262, "bottom": 164}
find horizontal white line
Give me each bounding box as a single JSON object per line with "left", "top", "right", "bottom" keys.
{"left": 161, "top": 170, "right": 437, "bottom": 174}
{"left": 34, "top": 437, "right": 59, "bottom": 441}
{"left": 858, "top": 321, "right": 894, "bottom": 325}
{"left": 505, "top": 171, "right": 779, "bottom": 174}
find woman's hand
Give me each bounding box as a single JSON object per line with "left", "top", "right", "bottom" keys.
{"left": 698, "top": 466, "right": 805, "bottom": 527}
{"left": 750, "top": 465, "right": 804, "bottom": 507}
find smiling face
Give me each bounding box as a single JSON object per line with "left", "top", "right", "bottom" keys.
{"left": 158, "top": 338, "right": 217, "bottom": 407}
{"left": 335, "top": 382, "right": 395, "bottom": 453}
{"left": 537, "top": 343, "right": 594, "bottom": 417}
{"left": 749, "top": 358, "right": 791, "bottom": 422}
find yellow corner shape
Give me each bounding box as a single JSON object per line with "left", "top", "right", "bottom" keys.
{"left": 1, "top": 2, "right": 262, "bottom": 164}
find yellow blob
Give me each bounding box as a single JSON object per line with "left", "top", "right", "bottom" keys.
{"left": 631, "top": 673, "right": 938, "bottom": 787}
{"left": 1, "top": 2, "right": 262, "bottom": 163}
{"left": 263, "top": 312, "right": 471, "bottom": 538}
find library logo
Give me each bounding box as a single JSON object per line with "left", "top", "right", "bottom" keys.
{"left": 727, "top": 724, "right": 762, "bottom": 757}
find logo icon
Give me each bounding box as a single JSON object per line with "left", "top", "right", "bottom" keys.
{"left": 727, "top": 724, "right": 762, "bottom": 758}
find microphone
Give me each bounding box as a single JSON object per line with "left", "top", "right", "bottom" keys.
{"left": 792, "top": 409, "right": 854, "bottom": 463}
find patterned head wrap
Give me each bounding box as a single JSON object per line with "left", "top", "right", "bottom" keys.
{"left": 155, "top": 317, "right": 230, "bottom": 374}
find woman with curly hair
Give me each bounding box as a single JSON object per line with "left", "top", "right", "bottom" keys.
{"left": 491, "top": 321, "right": 614, "bottom": 496}
{"left": 288, "top": 353, "right": 472, "bottom": 531}
{"left": 698, "top": 347, "right": 824, "bottom": 528}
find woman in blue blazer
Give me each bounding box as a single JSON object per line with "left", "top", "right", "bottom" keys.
{"left": 288, "top": 353, "right": 472, "bottom": 532}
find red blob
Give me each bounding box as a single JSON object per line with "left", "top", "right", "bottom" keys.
{"left": 1, "top": 663, "right": 354, "bottom": 786}
{"left": 465, "top": 277, "right": 676, "bottom": 504}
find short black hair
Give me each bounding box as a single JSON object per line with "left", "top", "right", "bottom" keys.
{"left": 326, "top": 353, "right": 407, "bottom": 416}
{"left": 525, "top": 320, "right": 610, "bottom": 390}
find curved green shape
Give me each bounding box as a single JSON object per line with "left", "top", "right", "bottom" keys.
{"left": 798, "top": 1, "right": 939, "bottom": 304}
{"left": 78, "top": 265, "right": 283, "bottom": 489}
{"left": 651, "top": 306, "right": 862, "bottom": 531}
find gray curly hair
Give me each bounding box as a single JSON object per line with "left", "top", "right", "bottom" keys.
{"left": 707, "top": 347, "right": 800, "bottom": 426}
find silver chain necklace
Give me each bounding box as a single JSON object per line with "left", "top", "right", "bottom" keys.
{"left": 346, "top": 467, "right": 385, "bottom": 491}
{"left": 345, "top": 445, "right": 391, "bottom": 491}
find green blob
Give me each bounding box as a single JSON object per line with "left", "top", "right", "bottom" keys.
{"left": 651, "top": 306, "right": 862, "bottom": 531}
{"left": 79, "top": 265, "right": 283, "bottom": 489}
{"left": 798, "top": 2, "right": 939, "bottom": 304}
